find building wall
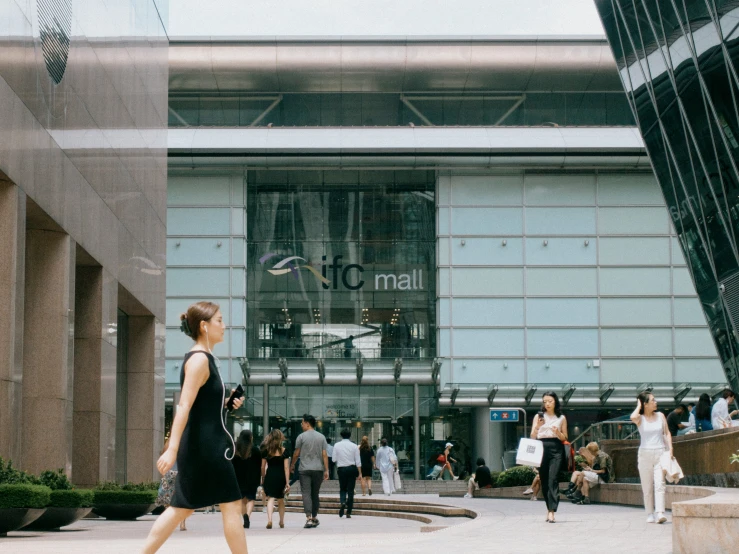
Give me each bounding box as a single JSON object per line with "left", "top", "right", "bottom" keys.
{"left": 437, "top": 171, "right": 724, "bottom": 389}
{"left": 0, "top": 0, "right": 168, "bottom": 483}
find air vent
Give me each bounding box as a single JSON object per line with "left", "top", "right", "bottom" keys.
{"left": 720, "top": 271, "right": 739, "bottom": 333}
{"left": 38, "top": 0, "right": 72, "bottom": 85}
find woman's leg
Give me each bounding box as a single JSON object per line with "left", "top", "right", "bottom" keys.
{"left": 444, "top": 462, "right": 456, "bottom": 479}
{"left": 219, "top": 499, "right": 248, "bottom": 554}
{"left": 266, "top": 497, "right": 275, "bottom": 524}
{"left": 545, "top": 445, "right": 564, "bottom": 513}
{"left": 637, "top": 449, "right": 655, "bottom": 514}
{"left": 245, "top": 499, "right": 255, "bottom": 518}
{"left": 359, "top": 474, "right": 366, "bottom": 495}
{"left": 141, "top": 507, "right": 194, "bottom": 554}
{"left": 538, "top": 447, "right": 552, "bottom": 514}
{"left": 278, "top": 498, "right": 285, "bottom": 525}
{"left": 652, "top": 452, "right": 666, "bottom": 514}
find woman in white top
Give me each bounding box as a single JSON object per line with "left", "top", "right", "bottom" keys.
{"left": 530, "top": 391, "right": 568, "bottom": 523}
{"left": 630, "top": 392, "right": 672, "bottom": 524}
{"left": 711, "top": 389, "right": 738, "bottom": 430}
{"left": 375, "top": 438, "right": 398, "bottom": 496}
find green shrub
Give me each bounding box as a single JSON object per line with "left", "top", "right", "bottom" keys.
{"left": 497, "top": 465, "right": 537, "bottom": 487}
{"left": 122, "top": 481, "right": 159, "bottom": 492}
{"left": 0, "top": 484, "right": 51, "bottom": 508}
{"left": 490, "top": 471, "right": 502, "bottom": 487}
{"left": 39, "top": 469, "right": 73, "bottom": 491}
{"left": 0, "top": 457, "right": 41, "bottom": 485}
{"left": 49, "top": 489, "right": 94, "bottom": 508}
{"left": 94, "top": 490, "right": 157, "bottom": 505}
{"left": 94, "top": 481, "right": 121, "bottom": 491}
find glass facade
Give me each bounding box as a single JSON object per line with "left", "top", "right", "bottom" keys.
{"left": 168, "top": 92, "right": 635, "bottom": 128}
{"left": 595, "top": 0, "right": 739, "bottom": 393}
{"left": 246, "top": 170, "right": 436, "bottom": 360}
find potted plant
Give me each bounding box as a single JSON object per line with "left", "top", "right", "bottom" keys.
{"left": 0, "top": 458, "right": 50, "bottom": 536}
{"left": 22, "top": 469, "right": 94, "bottom": 531}
{"left": 92, "top": 482, "right": 157, "bottom": 521}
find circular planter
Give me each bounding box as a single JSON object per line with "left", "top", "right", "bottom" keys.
{"left": 22, "top": 507, "right": 92, "bottom": 531}
{"left": 92, "top": 504, "right": 155, "bottom": 520}
{"left": 0, "top": 508, "right": 46, "bottom": 536}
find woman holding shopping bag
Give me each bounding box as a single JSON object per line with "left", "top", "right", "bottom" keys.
{"left": 530, "top": 391, "right": 568, "bottom": 523}
{"left": 375, "top": 438, "right": 398, "bottom": 496}
{"left": 630, "top": 391, "right": 672, "bottom": 524}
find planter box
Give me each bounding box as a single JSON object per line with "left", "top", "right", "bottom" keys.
{"left": 0, "top": 508, "right": 46, "bottom": 536}
{"left": 22, "top": 507, "right": 93, "bottom": 531}
{"left": 92, "top": 504, "right": 155, "bottom": 520}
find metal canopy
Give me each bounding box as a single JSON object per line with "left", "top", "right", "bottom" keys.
{"left": 169, "top": 39, "right": 622, "bottom": 93}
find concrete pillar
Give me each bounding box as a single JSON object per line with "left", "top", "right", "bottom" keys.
{"left": 473, "top": 407, "right": 506, "bottom": 472}
{"left": 72, "top": 266, "right": 118, "bottom": 486}
{"left": 0, "top": 179, "right": 25, "bottom": 463}
{"left": 413, "top": 383, "right": 420, "bottom": 480}
{"left": 125, "top": 315, "right": 165, "bottom": 483}
{"left": 263, "top": 383, "right": 269, "bottom": 438}
{"left": 22, "top": 229, "right": 75, "bottom": 475}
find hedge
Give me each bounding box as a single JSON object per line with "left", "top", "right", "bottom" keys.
{"left": 497, "top": 465, "right": 537, "bottom": 487}
{"left": 39, "top": 469, "right": 73, "bottom": 491}
{"left": 0, "top": 458, "right": 40, "bottom": 485}
{"left": 93, "top": 490, "right": 157, "bottom": 505}
{"left": 49, "top": 489, "right": 94, "bottom": 508}
{"left": 0, "top": 484, "right": 51, "bottom": 508}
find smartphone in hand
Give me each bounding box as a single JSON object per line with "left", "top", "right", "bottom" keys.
{"left": 226, "top": 384, "right": 245, "bottom": 410}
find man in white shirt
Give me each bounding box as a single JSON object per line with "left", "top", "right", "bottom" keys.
{"left": 332, "top": 429, "right": 361, "bottom": 518}
{"left": 712, "top": 389, "right": 738, "bottom": 430}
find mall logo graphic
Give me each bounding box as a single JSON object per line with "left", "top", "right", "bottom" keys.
{"left": 260, "top": 253, "right": 423, "bottom": 291}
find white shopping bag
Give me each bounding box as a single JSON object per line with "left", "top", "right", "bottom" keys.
{"left": 659, "top": 452, "right": 684, "bottom": 483}
{"left": 393, "top": 469, "right": 402, "bottom": 490}
{"left": 516, "top": 438, "right": 544, "bottom": 467}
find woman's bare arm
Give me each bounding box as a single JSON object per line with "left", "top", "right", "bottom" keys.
{"left": 630, "top": 399, "right": 642, "bottom": 425}
{"left": 156, "top": 353, "right": 209, "bottom": 475}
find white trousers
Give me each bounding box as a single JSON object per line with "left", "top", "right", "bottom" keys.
{"left": 380, "top": 468, "right": 395, "bottom": 495}
{"left": 638, "top": 447, "right": 666, "bottom": 514}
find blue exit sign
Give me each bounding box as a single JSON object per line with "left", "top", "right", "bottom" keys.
{"left": 489, "top": 409, "right": 519, "bottom": 422}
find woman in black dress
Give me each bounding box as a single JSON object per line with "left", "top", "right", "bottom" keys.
{"left": 261, "top": 429, "right": 290, "bottom": 529}
{"left": 358, "top": 435, "right": 375, "bottom": 496}
{"left": 142, "top": 302, "right": 247, "bottom": 554}
{"left": 232, "top": 430, "right": 262, "bottom": 529}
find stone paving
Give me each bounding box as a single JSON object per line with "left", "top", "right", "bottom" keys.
{"left": 0, "top": 495, "right": 673, "bottom": 554}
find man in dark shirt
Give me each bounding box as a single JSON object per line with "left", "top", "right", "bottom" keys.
{"left": 464, "top": 457, "right": 493, "bottom": 498}
{"left": 666, "top": 405, "right": 688, "bottom": 436}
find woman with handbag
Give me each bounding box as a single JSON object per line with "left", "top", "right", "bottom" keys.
{"left": 630, "top": 391, "right": 672, "bottom": 524}
{"left": 155, "top": 437, "right": 187, "bottom": 531}
{"left": 530, "top": 391, "right": 568, "bottom": 523}
{"left": 375, "top": 438, "right": 398, "bottom": 496}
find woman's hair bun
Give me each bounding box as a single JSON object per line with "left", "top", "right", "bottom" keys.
{"left": 180, "top": 313, "right": 193, "bottom": 338}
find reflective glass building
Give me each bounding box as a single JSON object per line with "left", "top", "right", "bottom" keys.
{"left": 166, "top": 37, "right": 728, "bottom": 474}
{"left": 595, "top": 0, "right": 739, "bottom": 395}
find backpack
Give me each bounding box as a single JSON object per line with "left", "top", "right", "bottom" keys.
{"left": 562, "top": 441, "right": 576, "bottom": 472}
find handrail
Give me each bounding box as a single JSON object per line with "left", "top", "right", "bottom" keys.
{"left": 570, "top": 420, "right": 638, "bottom": 450}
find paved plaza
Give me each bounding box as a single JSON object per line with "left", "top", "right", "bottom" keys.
{"left": 1, "top": 495, "right": 673, "bottom": 554}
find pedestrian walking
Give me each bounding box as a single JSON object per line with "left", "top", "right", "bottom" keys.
{"left": 358, "top": 436, "right": 375, "bottom": 496}
{"left": 530, "top": 391, "right": 568, "bottom": 523}
{"left": 142, "top": 301, "right": 247, "bottom": 554}
{"left": 326, "top": 438, "right": 335, "bottom": 480}
{"left": 332, "top": 428, "right": 361, "bottom": 517}
{"left": 232, "top": 430, "right": 262, "bottom": 529}
{"left": 290, "top": 414, "right": 329, "bottom": 528}
{"left": 630, "top": 391, "right": 672, "bottom": 524}
{"left": 261, "top": 429, "right": 290, "bottom": 529}
{"left": 375, "top": 438, "right": 398, "bottom": 496}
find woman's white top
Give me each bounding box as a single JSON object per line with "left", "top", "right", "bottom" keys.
{"left": 638, "top": 414, "right": 666, "bottom": 449}
{"left": 375, "top": 446, "right": 396, "bottom": 473}
{"left": 536, "top": 414, "right": 565, "bottom": 439}
{"left": 711, "top": 398, "right": 729, "bottom": 429}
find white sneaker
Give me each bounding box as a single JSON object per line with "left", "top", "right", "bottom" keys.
{"left": 646, "top": 514, "right": 655, "bottom": 523}
{"left": 453, "top": 476, "right": 460, "bottom": 480}
{"left": 656, "top": 512, "right": 667, "bottom": 524}
{"left": 522, "top": 488, "right": 534, "bottom": 496}
{"left": 463, "top": 493, "right": 472, "bottom": 499}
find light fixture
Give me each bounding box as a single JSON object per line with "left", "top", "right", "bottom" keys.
{"left": 461, "top": 239, "right": 466, "bottom": 246}
{"left": 543, "top": 240, "right": 548, "bottom": 246}
{"left": 216, "top": 241, "right": 222, "bottom": 247}
{"left": 501, "top": 239, "right": 507, "bottom": 246}
{"left": 503, "top": 363, "right": 508, "bottom": 369}
{"left": 584, "top": 240, "right": 590, "bottom": 246}
{"left": 175, "top": 241, "right": 181, "bottom": 247}
{"left": 545, "top": 363, "right": 550, "bottom": 369}
{"left": 462, "top": 363, "right": 467, "bottom": 369}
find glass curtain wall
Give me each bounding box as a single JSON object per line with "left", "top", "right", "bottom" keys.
{"left": 246, "top": 170, "right": 436, "bottom": 361}
{"left": 595, "top": 0, "right": 739, "bottom": 393}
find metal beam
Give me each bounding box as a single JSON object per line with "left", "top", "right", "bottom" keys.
{"left": 399, "top": 95, "right": 433, "bottom": 126}
{"left": 317, "top": 358, "right": 326, "bottom": 385}
{"left": 250, "top": 94, "right": 283, "bottom": 127}
{"left": 599, "top": 383, "right": 614, "bottom": 405}
{"left": 450, "top": 387, "right": 460, "bottom": 407}
{"left": 674, "top": 383, "right": 692, "bottom": 404}
{"left": 431, "top": 358, "right": 442, "bottom": 383}
{"left": 394, "top": 358, "right": 403, "bottom": 383}
{"left": 237, "top": 357, "right": 250, "bottom": 385}
{"left": 562, "top": 384, "right": 577, "bottom": 406}
{"left": 487, "top": 384, "right": 499, "bottom": 406}
{"left": 263, "top": 383, "right": 269, "bottom": 438}
{"left": 524, "top": 384, "right": 538, "bottom": 406}
{"left": 413, "top": 383, "right": 420, "bottom": 480}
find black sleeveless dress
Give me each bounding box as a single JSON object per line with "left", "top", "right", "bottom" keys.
{"left": 263, "top": 453, "right": 288, "bottom": 499}
{"left": 171, "top": 351, "right": 241, "bottom": 509}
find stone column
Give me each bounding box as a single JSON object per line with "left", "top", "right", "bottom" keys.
{"left": 0, "top": 178, "right": 25, "bottom": 463}
{"left": 22, "top": 229, "right": 75, "bottom": 475}
{"left": 72, "top": 266, "right": 118, "bottom": 486}
{"left": 413, "top": 383, "right": 420, "bottom": 480}
{"left": 125, "top": 315, "right": 164, "bottom": 483}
